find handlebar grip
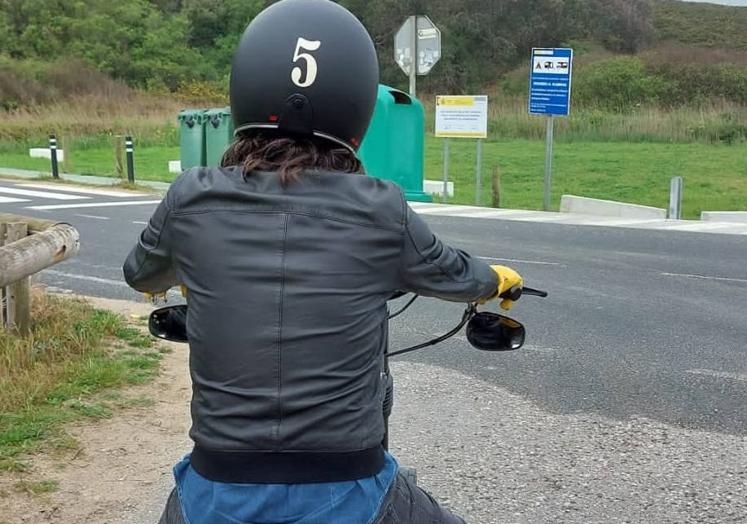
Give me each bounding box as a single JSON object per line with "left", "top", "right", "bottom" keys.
{"left": 499, "top": 286, "right": 523, "bottom": 302}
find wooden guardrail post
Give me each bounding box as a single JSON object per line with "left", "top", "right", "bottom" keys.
{"left": 2, "top": 223, "right": 31, "bottom": 334}
{"left": 0, "top": 214, "right": 80, "bottom": 334}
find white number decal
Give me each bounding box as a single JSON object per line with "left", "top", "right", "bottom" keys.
{"left": 291, "top": 37, "right": 322, "bottom": 88}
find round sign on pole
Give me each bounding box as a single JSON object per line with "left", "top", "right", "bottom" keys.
{"left": 394, "top": 15, "right": 441, "bottom": 77}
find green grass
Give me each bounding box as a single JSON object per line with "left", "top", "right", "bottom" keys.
{"left": 0, "top": 292, "right": 160, "bottom": 473}
{"left": 425, "top": 137, "right": 747, "bottom": 219}
{"left": 0, "top": 146, "right": 179, "bottom": 182}
{"left": 0, "top": 137, "right": 744, "bottom": 219}
{"left": 14, "top": 479, "right": 59, "bottom": 495}
{"left": 655, "top": 0, "right": 747, "bottom": 51}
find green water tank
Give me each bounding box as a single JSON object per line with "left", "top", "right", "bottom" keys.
{"left": 204, "top": 107, "right": 234, "bottom": 167}
{"left": 177, "top": 109, "right": 206, "bottom": 170}
{"left": 358, "top": 85, "right": 431, "bottom": 202}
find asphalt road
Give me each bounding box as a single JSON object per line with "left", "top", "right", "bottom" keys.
{"left": 3, "top": 179, "right": 746, "bottom": 437}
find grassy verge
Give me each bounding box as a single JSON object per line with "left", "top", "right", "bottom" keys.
{"left": 425, "top": 138, "right": 747, "bottom": 219}
{"left": 0, "top": 291, "right": 161, "bottom": 473}
{"left": 0, "top": 146, "right": 179, "bottom": 182}
{"left": 1, "top": 138, "right": 743, "bottom": 218}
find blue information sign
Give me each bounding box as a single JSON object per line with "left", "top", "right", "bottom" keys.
{"left": 529, "top": 48, "right": 573, "bottom": 117}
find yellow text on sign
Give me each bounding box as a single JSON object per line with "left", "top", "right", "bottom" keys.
{"left": 437, "top": 96, "right": 477, "bottom": 107}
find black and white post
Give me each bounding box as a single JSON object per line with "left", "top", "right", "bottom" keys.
{"left": 125, "top": 135, "right": 135, "bottom": 183}
{"left": 49, "top": 135, "right": 59, "bottom": 179}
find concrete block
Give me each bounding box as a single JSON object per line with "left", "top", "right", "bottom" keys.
{"left": 701, "top": 211, "right": 747, "bottom": 223}
{"left": 560, "top": 195, "right": 666, "bottom": 219}
{"left": 29, "top": 148, "right": 64, "bottom": 161}
{"left": 424, "top": 180, "right": 454, "bottom": 198}
{"left": 168, "top": 161, "right": 182, "bottom": 174}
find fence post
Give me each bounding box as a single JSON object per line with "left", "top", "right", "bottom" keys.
{"left": 668, "top": 176, "right": 683, "bottom": 220}
{"left": 491, "top": 166, "right": 502, "bottom": 208}
{"left": 114, "top": 135, "right": 124, "bottom": 179}
{"left": 3, "top": 223, "right": 30, "bottom": 334}
{"left": 0, "top": 224, "right": 5, "bottom": 327}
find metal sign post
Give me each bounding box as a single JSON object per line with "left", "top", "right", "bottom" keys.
{"left": 435, "top": 96, "right": 489, "bottom": 204}
{"left": 543, "top": 117, "right": 554, "bottom": 212}
{"left": 442, "top": 139, "right": 450, "bottom": 204}
{"left": 476, "top": 139, "right": 483, "bottom": 205}
{"left": 529, "top": 48, "right": 573, "bottom": 211}
{"left": 395, "top": 15, "right": 441, "bottom": 97}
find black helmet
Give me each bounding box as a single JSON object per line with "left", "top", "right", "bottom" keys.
{"left": 229, "top": 0, "right": 379, "bottom": 152}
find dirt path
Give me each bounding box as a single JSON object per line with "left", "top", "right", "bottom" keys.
{"left": 2, "top": 297, "right": 745, "bottom": 523}
{"left": 0, "top": 297, "right": 191, "bottom": 524}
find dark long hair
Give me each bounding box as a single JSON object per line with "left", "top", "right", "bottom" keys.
{"left": 221, "top": 131, "right": 364, "bottom": 185}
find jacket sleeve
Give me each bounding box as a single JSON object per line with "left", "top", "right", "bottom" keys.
{"left": 122, "top": 192, "right": 179, "bottom": 293}
{"left": 398, "top": 204, "right": 498, "bottom": 302}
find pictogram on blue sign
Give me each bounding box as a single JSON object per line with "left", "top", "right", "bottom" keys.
{"left": 529, "top": 48, "right": 573, "bottom": 117}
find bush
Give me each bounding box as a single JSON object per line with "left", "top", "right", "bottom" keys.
{"left": 574, "top": 57, "right": 673, "bottom": 111}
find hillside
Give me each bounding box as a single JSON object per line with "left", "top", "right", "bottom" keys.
{"left": 654, "top": 0, "right": 747, "bottom": 49}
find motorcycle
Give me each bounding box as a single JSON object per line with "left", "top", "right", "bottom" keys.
{"left": 147, "top": 286, "right": 548, "bottom": 484}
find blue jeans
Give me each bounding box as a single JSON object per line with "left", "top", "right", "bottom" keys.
{"left": 159, "top": 474, "right": 466, "bottom": 524}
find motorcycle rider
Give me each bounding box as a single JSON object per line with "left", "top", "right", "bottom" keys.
{"left": 123, "top": 1, "right": 523, "bottom": 522}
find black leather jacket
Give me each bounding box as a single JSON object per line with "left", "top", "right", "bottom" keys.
{"left": 123, "top": 167, "right": 497, "bottom": 483}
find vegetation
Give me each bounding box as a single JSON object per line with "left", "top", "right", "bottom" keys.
{"left": 654, "top": 0, "right": 747, "bottom": 50}
{"left": 0, "top": 0, "right": 653, "bottom": 96}
{"left": 0, "top": 291, "right": 159, "bottom": 473}
{"left": 0, "top": 0, "right": 744, "bottom": 213}
{"left": 1, "top": 134, "right": 743, "bottom": 219}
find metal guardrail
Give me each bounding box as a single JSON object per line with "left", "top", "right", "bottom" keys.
{"left": 0, "top": 213, "right": 80, "bottom": 334}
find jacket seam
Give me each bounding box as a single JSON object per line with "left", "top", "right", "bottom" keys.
{"left": 171, "top": 208, "right": 400, "bottom": 232}
{"left": 401, "top": 204, "right": 477, "bottom": 286}
{"left": 129, "top": 196, "right": 173, "bottom": 284}
{"left": 275, "top": 214, "right": 289, "bottom": 449}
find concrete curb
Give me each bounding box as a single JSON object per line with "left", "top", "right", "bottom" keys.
{"left": 0, "top": 167, "right": 170, "bottom": 193}
{"left": 560, "top": 195, "right": 666, "bottom": 219}
{"left": 701, "top": 211, "right": 747, "bottom": 223}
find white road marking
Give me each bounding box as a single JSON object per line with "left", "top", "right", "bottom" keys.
{"left": 17, "top": 183, "right": 140, "bottom": 198}
{"left": 415, "top": 205, "right": 482, "bottom": 215}
{"left": 133, "top": 221, "right": 149, "bottom": 225}
{"left": 75, "top": 214, "right": 110, "bottom": 220}
{"left": 42, "top": 269, "right": 129, "bottom": 287}
{"left": 42, "top": 270, "right": 183, "bottom": 299}
{"left": 659, "top": 222, "right": 738, "bottom": 232}
{"left": 0, "top": 187, "right": 89, "bottom": 200}
{"left": 28, "top": 199, "right": 162, "bottom": 210}
{"left": 478, "top": 256, "right": 563, "bottom": 267}
{"left": 685, "top": 369, "right": 747, "bottom": 383}
{"left": 407, "top": 202, "right": 747, "bottom": 236}
{"left": 661, "top": 272, "right": 747, "bottom": 284}
{"left": 0, "top": 196, "right": 29, "bottom": 204}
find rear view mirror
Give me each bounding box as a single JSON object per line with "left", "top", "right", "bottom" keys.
{"left": 148, "top": 305, "right": 188, "bottom": 343}
{"left": 466, "top": 312, "right": 525, "bottom": 351}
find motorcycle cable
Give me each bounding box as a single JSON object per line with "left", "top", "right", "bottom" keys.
{"left": 387, "top": 294, "right": 419, "bottom": 320}
{"left": 387, "top": 303, "right": 477, "bottom": 358}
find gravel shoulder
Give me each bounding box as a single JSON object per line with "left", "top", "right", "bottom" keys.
{"left": 1, "top": 298, "right": 744, "bottom": 524}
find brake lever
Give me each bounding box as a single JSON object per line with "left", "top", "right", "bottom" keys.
{"left": 499, "top": 286, "right": 549, "bottom": 301}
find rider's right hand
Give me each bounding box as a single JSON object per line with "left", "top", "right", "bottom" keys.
{"left": 479, "top": 265, "right": 524, "bottom": 310}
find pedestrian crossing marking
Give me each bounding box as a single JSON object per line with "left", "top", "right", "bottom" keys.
{"left": 0, "top": 186, "right": 89, "bottom": 200}
{"left": 17, "top": 183, "right": 139, "bottom": 198}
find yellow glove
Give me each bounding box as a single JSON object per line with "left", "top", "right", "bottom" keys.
{"left": 479, "top": 265, "right": 524, "bottom": 310}
{"left": 180, "top": 285, "right": 188, "bottom": 297}
{"left": 144, "top": 291, "right": 168, "bottom": 303}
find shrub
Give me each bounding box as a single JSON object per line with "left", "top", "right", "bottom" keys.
{"left": 574, "top": 57, "right": 673, "bottom": 111}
